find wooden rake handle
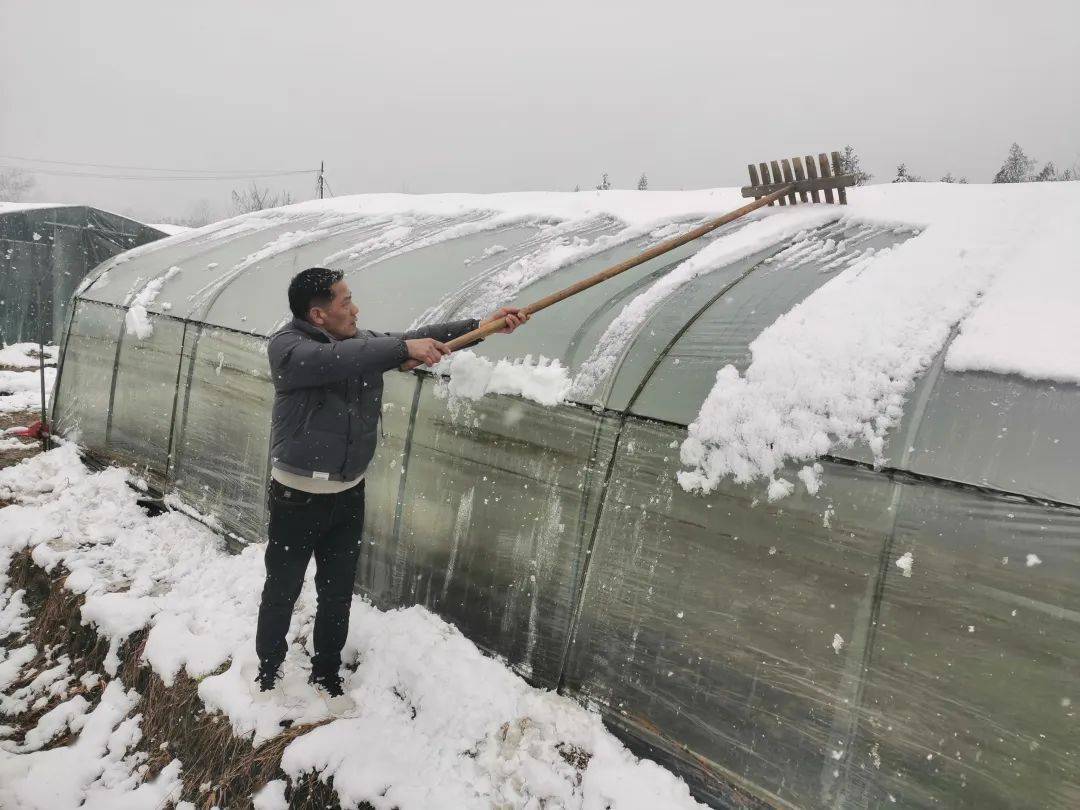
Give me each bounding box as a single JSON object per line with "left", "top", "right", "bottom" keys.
{"left": 444, "top": 184, "right": 794, "bottom": 351}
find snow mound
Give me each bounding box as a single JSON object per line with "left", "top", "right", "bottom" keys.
{"left": 433, "top": 351, "right": 571, "bottom": 406}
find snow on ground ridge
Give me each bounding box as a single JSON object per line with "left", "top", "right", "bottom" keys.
{"left": 0, "top": 446, "right": 706, "bottom": 810}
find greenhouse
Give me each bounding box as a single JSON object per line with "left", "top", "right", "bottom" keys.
{"left": 50, "top": 188, "right": 1079, "bottom": 808}
{"left": 0, "top": 203, "right": 166, "bottom": 346}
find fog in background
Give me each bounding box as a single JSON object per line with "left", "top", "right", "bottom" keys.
{"left": 2, "top": 0, "right": 1078, "bottom": 222}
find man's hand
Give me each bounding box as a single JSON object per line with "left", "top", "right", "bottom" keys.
{"left": 481, "top": 306, "right": 529, "bottom": 334}
{"left": 404, "top": 337, "right": 450, "bottom": 368}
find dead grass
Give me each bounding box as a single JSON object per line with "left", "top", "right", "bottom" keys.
{"left": 3, "top": 549, "right": 364, "bottom": 809}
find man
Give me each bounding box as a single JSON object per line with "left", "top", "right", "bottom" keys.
{"left": 256, "top": 266, "right": 527, "bottom": 696}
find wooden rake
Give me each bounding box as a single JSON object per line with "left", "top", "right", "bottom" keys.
{"left": 444, "top": 150, "right": 855, "bottom": 351}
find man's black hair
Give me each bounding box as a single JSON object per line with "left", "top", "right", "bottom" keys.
{"left": 288, "top": 267, "right": 344, "bottom": 320}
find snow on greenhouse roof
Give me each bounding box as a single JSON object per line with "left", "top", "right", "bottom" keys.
{"left": 678, "top": 182, "right": 1080, "bottom": 495}
{"left": 75, "top": 182, "right": 1080, "bottom": 501}
{"left": 146, "top": 222, "right": 193, "bottom": 235}
{"left": 0, "top": 201, "right": 77, "bottom": 215}
{"left": 944, "top": 196, "right": 1080, "bottom": 384}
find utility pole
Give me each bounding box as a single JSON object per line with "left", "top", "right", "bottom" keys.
{"left": 317, "top": 160, "right": 325, "bottom": 199}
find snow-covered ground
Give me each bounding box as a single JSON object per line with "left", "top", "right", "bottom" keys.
{"left": 0, "top": 343, "right": 57, "bottom": 371}
{"left": 0, "top": 344, "right": 55, "bottom": 415}
{"left": 0, "top": 444, "right": 707, "bottom": 810}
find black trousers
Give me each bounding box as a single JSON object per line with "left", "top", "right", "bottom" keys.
{"left": 255, "top": 478, "right": 365, "bottom": 676}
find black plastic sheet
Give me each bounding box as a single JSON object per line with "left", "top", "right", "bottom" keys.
{"left": 0, "top": 206, "right": 164, "bottom": 345}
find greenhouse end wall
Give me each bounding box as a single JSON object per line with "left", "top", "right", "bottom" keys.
{"left": 51, "top": 300, "right": 1080, "bottom": 808}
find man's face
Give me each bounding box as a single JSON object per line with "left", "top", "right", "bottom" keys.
{"left": 309, "top": 280, "right": 359, "bottom": 340}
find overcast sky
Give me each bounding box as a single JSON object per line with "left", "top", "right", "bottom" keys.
{"left": 2, "top": 0, "right": 1078, "bottom": 222}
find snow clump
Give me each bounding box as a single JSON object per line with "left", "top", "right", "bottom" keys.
{"left": 895, "top": 551, "right": 914, "bottom": 578}
{"left": 433, "top": 350, "right": 571, "bottom": 407}
{"left": 124, "top": 266, "right": 180, "bottom": 339}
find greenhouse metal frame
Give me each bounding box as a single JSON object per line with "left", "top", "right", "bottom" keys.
{"left": 51, "top": 204, "right": 1079, "bottom": 808}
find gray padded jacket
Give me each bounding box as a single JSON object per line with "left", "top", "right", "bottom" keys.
{"left": 267, "top": 317, "right": 478, "bottom": 482}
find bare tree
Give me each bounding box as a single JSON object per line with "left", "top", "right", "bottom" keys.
{"left": 0, "top": 168, "right": 36, "bottom": 201}
{"left": 161, "top": 198, "right": 218, "bottom": 228}
{"left": 939, "top": 173, "right": 968, "bottom": 183}
{"left": 230, "top": 182, "right": 295, "bottom": 214}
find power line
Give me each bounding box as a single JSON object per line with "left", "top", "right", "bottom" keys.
{"left": 0, "top": 163, "right": 314, "bottom": 182}
{"left": 0, "top": 153, "right": 314, "bottom": 175}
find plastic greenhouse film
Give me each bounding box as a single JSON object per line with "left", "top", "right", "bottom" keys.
{"left": 51, "top": 301, "right": 126, "bottom": 453}
{"left": 105, "top": 316, "right": 187, "bottom": 492}
{"left": 363, "top": 375, "right": 621, "bottom": 689}
{"left": 166, "top": 328, "right": 274, "bottom": 544}
{"left": 905, "top": 369, "right": 1080, "bottom": 507}
{"left": 562, "top": 418, "right": 897, "bottom": 808}
{"left": 562, "top": 416, "right": 1080, "bottom": 808}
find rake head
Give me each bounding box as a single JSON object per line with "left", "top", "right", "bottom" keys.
{"left": 741, "top": 150, "right": 855, "bottom": 206}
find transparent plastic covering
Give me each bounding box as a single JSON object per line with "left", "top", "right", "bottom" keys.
{"left": 562, "top": 419, "right": 1080, "bottom": 808}
{"left": 51, "top": 200, "right": 1080, "bottom": 808}
{"left": 360, "top": 377, "right": 619, "bottom": 688}
{"left": 0, "top": 205, "right": 164, "bottom": 344}
{"left": 830, "top": 330, "right": 1080, "bottom": 507}
{"left": 106, "top": 315, "right": 186, "bottom": 490}
{"left": 167, "top": 327, "right": 274, "bottom": 541}
{"left": 52, "top": 300, "right": 125, "bottom": 452}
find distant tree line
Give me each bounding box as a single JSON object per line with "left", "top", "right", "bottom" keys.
{"left": 158, "top": 181, "right": 296, "bottom": 227}
{"left": 881, "top": 142, "right": 1076, "bottom": 184}
{"left": 580, "top": 172, "right": 649, "bottom": 191}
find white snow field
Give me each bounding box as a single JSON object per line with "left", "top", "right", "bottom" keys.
{"left": 0, "top": 444, "right": 707, "bottom": 810}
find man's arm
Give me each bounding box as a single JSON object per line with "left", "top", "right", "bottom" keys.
{"left": 393, "top": 308, "right": 529, "bottom": 347}
{"left": 393, "top": 308, "right": 529, "bottom": 371}
{"left": 269, "top": 330, "right": 408, "bottom": 391}
{"left": 393, "top": 318, "right": 481, "bottom": 345}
